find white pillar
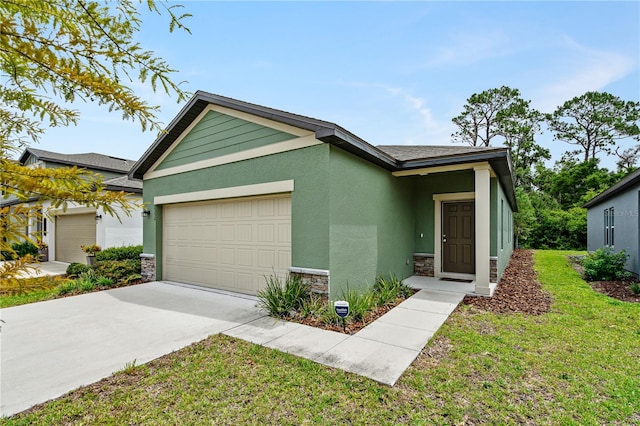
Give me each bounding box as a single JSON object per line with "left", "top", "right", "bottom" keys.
{"left": 474, "top": 165, "right": 491, "bottom": 295}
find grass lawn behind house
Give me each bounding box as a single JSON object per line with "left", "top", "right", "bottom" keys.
{"left": 3, "top": 251, "right": 639, "bottom": 424}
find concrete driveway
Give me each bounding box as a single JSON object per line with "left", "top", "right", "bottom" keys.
{"left": 0, "top": 282, "right": 265, "bottom": 417}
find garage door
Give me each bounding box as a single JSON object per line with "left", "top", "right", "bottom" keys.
{"left": 163, "top": 194, "right": 291, "bottom": 295}
{"left": 55, "top": 213, "right": 96, "bottom": 263}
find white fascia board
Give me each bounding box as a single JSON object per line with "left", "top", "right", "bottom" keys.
{"left": 393, "top": 161, "right": 495, "bottom": 177}
{"left": 154, "top": 180, "right": 294, "bottom": 205}
{"left": 144, "top": 134, "right": 321, "bottom": 180}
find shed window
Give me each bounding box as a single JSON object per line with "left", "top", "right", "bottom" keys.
{"left": 604, "top": 207, "right": 615, "bottom": 247}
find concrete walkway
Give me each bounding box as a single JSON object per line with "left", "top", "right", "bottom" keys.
{"left": 224, "top": 288, "right": 463, "bottom": 386}
{"left": 0, "top": 282, "right": 463, "bottom": 417}
{"left": 0, "top": 261, "right": 70, "bottom": 278}
{"left": 26, "top": 261, "right": 69, "bottom": 277}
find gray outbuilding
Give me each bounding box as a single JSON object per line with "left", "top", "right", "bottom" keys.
{"left": 584, "top": 169, "right": 640, "bottom": 277}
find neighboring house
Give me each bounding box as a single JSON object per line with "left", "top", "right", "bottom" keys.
{"left": 1, "top": 148, "right": 143, "bottom": 264}
{"left": 584, "top": 168, "right": 640, "bottom": 277}
{"left": 130, "top": 92, "right": 517, "bottom": 298}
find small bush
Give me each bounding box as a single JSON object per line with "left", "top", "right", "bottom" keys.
{"left": 96, "top": 276, "right": 114, "bottom": 287}
{"left": 257, "top": 274, "right": 309, "bottom": 318}
{"left": 66, "top": 263, "right": 92, "bottom": 277}
{"left": 340, "top": 286, "right": 378, "bottom": 322}
{"left": 582, "top": 248, "right": 631, "bottom": 281}
{"left": 631, "top": 283, "right": 640, "bottom": 295}
{"left": 299, "top": 294, "right": 329, "bottom": 318}
{"left": 79, "top": 279, "right": 96, "bottom": 292}
{"left": 373, "top": 273, "right": 412, "bottom": 306}
{"left": 93, "top": 259, "right": 141, "bottom": 284}
{"left": 0, "top": 249, "right": 16, "bottom": 260}
{"left": 56, "top": 280, "right": 80, "bottom": 295}
{"left": 96, "top": 245, "right": 143, "bottom": 262}
{"left": 12, "top": 241, "right": 39, "bottom": 258}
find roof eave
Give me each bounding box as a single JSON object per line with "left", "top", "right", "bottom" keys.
{"left": 130, "top": 91, "right": 399, "bottom": 179}
{"left": 583, "top": 169, "right": 640, "bottom": 208}
{"left": 315, "top": 127, "right": 397, "bottom": 170}
{"left": 401, "top": 149, "right": 518, "bottom": 212}
{"left": 104, "top": 185, "right": 142, "bottom": 194}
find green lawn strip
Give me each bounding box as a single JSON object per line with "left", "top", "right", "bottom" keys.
{"left": 3, "top": 251, "right": 639, "bottom": 424}
{"left": 0, "top": 276, "right": 66, "bottom": 308}
{"left": 0, "top": 289, "right": 58, "bottom": 308}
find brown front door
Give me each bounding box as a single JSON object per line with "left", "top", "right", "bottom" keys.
{"left": 442, "top": 201, "right": 475, "bottom": 274}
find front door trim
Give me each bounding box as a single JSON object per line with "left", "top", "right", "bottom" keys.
{"left": 433, "top": 192, "right": 475, "bottom": 280}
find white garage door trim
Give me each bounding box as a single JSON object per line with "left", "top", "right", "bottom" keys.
{"left": 162, "top": 194, "right": 291, "bottom": 295}
{"left": 155, "top": 180, "right": 294, "bottom": 205}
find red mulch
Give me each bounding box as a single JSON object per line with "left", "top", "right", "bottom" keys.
{"left": 289, "top": 295, "right": 412, "bottom": 335}
{"left": 567, "top": 257, "right": 640, "bottom": 303}
{"left": 589, "top": 280, "right": 640, "bottom": 303}
{"left": 463, "top": 249, "right": 552, "bottom": 315}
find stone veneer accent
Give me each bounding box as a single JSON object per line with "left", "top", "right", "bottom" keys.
{"left": 413, "top": 253, "right": 435, "bottom": 277}
{"left": 489, "top": 257, "right": 498, "bottom": 283}
{"left": 140, "top": 253, "right": 156, "bottom": 282}
{"left": 289, "top": 267, "right": 329, "bottom": 296}
{"left": 414, "top": 253, "right": 500, "bottom": 284}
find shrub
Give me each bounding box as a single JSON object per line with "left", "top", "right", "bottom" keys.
{"left": 339, "top": 286, "right": 378, "bottom": 322}
{"left": 257, "top": 274, "right": 309, "bottom": 318}
{"left": 299, "top": 294, "right": 329, "bottom": 318}
{"left": 582, "top": 248, "right": 631, "bottom": 281}
{"left": 630, "top": 283, "right": 640, "bottom": 295}
{"left": 96, "top": 245, "right": 143, "bottom": 262}
{"left": 66, "top": 262, "right": 92, "bottom": 277}
{"left": 56, "top": 280, "right": 80, "bottom": 295}
{"left": 0, "top": 249, "right": 15, "bottom": 260}
{"left": 373, "top": 273, "right": 412, "bottom": 306}
{"left": 12, "top": 241, "right": 39, "bottom": 258}
{"left": 80, "top": 244, "right": 101, "bottom": 255}
{"left": 79, "top": 279, "right": 96, "bottom": 292}
{"left": 93, "top": 259, "right": 141, "bottom": 284}
{"left": 96, "top": 276, "right": 114, "bottom": 287}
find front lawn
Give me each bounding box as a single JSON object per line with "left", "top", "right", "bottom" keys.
{"left": 3, "top": 250, "right": 639, "bottom": 424}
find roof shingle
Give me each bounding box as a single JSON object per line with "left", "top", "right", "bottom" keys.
{"left": 21, "top": 148, "right": 136, "bottom": 173}
{"left": 376, "top": 145, "right": 506, "bottom": 162}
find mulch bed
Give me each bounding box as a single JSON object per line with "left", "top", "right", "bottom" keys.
{"left": 289, "top": 295, "right": 414, "bottom": 335}
{"left": 463, "top": 249, "right": 552, "bottom": 315}
{"left": 588, "top": 280, "right": 640, "bottom": 303}
{"left": 566, "top": 256, "right": 640, "bottom": 303}
{"left": 287, "top": 248, "right": 640, "bottom": 333}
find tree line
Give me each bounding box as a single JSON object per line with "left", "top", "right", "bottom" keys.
{"left": 451, "top": 86, "right": 640, "bottom": 250}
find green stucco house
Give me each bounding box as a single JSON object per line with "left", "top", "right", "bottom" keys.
{"left": 130, "top": 92, "right": 516, "bottom": 298}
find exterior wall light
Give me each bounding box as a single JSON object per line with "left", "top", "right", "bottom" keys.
{"left": 141, "top": 209, "right": 151, "bottom": 218}
{"left": 95, "top": 214, "right": 102, "bottom": 221}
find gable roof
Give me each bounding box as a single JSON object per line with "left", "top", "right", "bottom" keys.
{"left": 103, "top": 176, "right": 143, "bottom": 193}
{"left": 583, "top": 168, "right": 640, "bottom": 208}
{"left": 20, "top": 148, "right": 136, "bottom": 174}
{"left": 130, "top": 91, "right": 516, "bottom": 209}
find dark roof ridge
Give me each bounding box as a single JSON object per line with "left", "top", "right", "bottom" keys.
{"left": 20, "top": 147, "right": 136, "bottom": 173}
{"left": 129, "top": 91, "right": 516, "bottom": 210}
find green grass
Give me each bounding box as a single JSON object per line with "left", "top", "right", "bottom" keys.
{"left": 0, "top": 276, "right": 67, "bottom": 308}
{"left": 2, "top": 251, "right": 639, "bottom": 424}
{"left": 0, "top": 288, "right": 59, "bottom": 308}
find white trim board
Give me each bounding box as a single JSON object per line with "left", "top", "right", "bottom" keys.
{"left": 393, "top": 161, "right": 495, "bottom": 177}
{"left": 154, "top": 180, "right": 294, "bottom": 205}
{"left": 145, "top": 134, "right": 321, "bottom": 180}
{"left": 145, "top": 104, "right": 315, "bottom": 180}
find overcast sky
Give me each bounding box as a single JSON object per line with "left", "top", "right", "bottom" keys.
{"left": 33, "top": 1, "right": 639, "bottom": 171}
